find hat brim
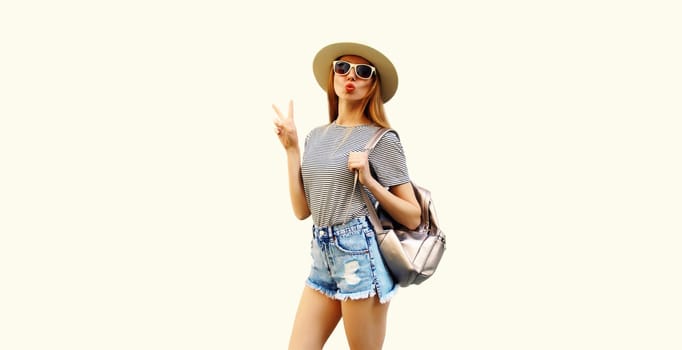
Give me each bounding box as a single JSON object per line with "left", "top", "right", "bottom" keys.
{"left": 312, "top": 42, "right": 398, "bottom": 103}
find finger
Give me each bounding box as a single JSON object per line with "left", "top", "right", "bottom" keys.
{"left": 273, "top": 117, "right": 282, "bottom": 128}
{"left": 272, "top": 104, "right": 284, "bottom": 119}
{"left": 288, "top": 100, "right": 294, "bottom": 120}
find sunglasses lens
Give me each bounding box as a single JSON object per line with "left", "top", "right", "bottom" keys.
{"left": 334, "top": 61, "right": 351, "bottom": 75}
{"left": 356, "top": 65, "right": 373, "bottom": 79}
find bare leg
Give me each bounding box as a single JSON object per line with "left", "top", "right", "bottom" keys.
{"left": 288, "top": 286, "right": 342, "bottom": 350}
{"left": 341, "top": 296, "right": 390, "bottom": 350}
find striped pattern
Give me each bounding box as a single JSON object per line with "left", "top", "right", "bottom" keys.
{"left": 301, "top": 121, "right": 410, "bottom": 227}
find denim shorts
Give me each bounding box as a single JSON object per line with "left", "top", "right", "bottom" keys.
{"left": 306, "top": 216, "right": 397, "bottom": 304}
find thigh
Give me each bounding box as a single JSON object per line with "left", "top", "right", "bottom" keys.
{"left": 341, "top": 297, "right": 390, "bottom": 350}
{"left": 288, "top": 286, "right": 342, "bottom": 350}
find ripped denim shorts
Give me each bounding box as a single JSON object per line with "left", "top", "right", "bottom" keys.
{"left": 306, "top": 216, "right": 397, "bottom": 304}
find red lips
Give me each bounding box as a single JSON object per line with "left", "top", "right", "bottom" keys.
{"left": 345, "top": 83, "right": 355, "bottom": 93}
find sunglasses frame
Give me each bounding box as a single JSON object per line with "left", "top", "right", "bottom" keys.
{"left": 332, "top": 60, "right": 376, "bottom": 80}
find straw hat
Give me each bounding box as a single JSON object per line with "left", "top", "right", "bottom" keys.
{"left": 312, "top": 42, "right": 398, "bottom": 103}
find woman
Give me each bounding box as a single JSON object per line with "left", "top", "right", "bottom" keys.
{"left": 272, "top": 42, "right": 421, "bottom": 350}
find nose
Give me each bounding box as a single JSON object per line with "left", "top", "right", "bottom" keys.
{"left": 346, "top": 67, "right": 357, "bottom": 80}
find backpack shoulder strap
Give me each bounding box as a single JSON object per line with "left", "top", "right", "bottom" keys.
{"left": 364, "top": 127, "right": 397, "bottom": 152}
{"left": 357, "top": 127, "right": 398, "bottom": 233}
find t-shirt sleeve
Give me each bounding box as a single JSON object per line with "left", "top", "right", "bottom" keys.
{"left": 368, "top": 130, "right": 410, "bottom": 187}
{"left": 303, "top": 128, "right": 315, "bottom": 152}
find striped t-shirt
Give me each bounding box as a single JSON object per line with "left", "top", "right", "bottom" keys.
{"left": 301, "top": 121, "right": 410, "bottom": 227}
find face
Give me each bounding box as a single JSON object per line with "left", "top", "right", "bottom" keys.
{"left": 332, "top": 55, "right": 375, "bottom": 102}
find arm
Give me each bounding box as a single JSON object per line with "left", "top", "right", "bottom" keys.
{"left": 348, "top": 147, "right": 420, "bottom": 229}
{"left": 272, "top": 101, "right": 311, "bottom": 220}
{"left": 362, "top": 176, "right": 420, "bottom": 230}
{"left": 284, "top": 147, "right": 311, "bottom": 220}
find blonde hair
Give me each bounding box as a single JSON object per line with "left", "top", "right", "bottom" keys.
{"left": 326, "top": 67, "right": 391, "bottom": 128}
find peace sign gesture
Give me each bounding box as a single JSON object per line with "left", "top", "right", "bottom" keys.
{"left": 272, "top": 100, "right": 299, "bottom": 151}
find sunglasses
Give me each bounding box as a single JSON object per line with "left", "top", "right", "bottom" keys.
{"left": 332, "top": 60, "right": 376, "bottom": 80}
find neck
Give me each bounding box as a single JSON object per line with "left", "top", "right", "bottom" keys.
{"left": 336, "top": 100, "right": 370, "bottom": 126}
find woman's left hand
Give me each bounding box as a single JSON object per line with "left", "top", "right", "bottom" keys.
{"left": 348, "top": 151, "right": 372, "bottom": 185}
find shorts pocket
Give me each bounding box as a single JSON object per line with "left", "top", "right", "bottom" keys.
{"left": 333, "top": 232, "right": 370, "bottom": 254}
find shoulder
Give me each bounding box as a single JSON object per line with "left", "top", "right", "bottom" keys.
{"left": 376, "top": 128, "right": 402, "bottom": 147}
{"left": 305, "top": 123, "right": 332, "bottom": 141}
{"left": 309, "top": 123, "right": 330, "bottom": 135}
{"left": 369, "top": 127, "right": 407, "bottom": 161}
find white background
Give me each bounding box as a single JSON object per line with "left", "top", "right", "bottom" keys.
{"left": 1, "top": 1, "right": 680, "bottom": 349}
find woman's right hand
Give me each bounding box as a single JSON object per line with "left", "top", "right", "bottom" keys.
{"left": 272, "top": 100, "right": 299, "bottom": 150}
